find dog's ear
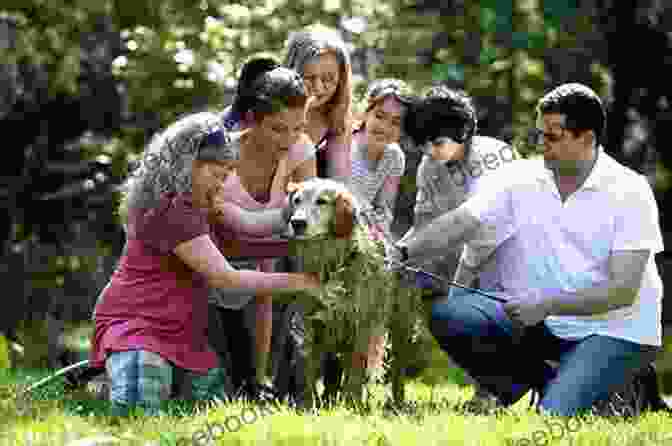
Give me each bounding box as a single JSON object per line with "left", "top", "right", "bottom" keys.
{"left": 334, "top": 190, "right": 356, "bottom": 239}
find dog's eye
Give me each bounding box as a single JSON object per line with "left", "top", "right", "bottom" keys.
{"left": 316, "top": 197, "right": 328, "bottom": 206}
{"left": 293, "top": 196, "right": 301, "bottom": 205}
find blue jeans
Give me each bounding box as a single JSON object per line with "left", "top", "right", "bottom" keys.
{"left": 430, "top": 289, "right": 660, "bottom": 416}
{"left": 106, "top": 350, "right": 229, "bottom": 416}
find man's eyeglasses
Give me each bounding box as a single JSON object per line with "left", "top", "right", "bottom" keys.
{"left": 527, "top": 127, "right": 567, "bottom": 146}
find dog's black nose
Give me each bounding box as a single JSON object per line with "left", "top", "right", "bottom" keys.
{"left": 290, "top": 219, "right": 307, "bottom": 235}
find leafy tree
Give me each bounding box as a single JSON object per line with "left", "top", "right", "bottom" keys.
{"left": 1, "top": 0, "right": 671, "bottom": 342}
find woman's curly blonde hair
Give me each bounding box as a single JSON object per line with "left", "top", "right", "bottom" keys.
{"left": 118, "top": 111, "right": 235, "bottom": 224}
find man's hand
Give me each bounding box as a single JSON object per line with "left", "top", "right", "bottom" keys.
{"left": 414, "top": 269, "right": 446, "bottom": 293}
{"left": 386, "top": 243, "right": 415, "bottom": 286}
{"left": 503, "top": 289, "right": 553, "bottom": 326}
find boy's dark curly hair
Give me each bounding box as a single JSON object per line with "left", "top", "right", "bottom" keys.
{"left": 402, "top": 84, "right": 478, "bottom": 148}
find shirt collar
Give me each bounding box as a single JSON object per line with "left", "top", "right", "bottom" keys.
{"left": 537, "top": 145, "right": 606, "bottom": 192}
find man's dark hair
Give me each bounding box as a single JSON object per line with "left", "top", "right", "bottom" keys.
{"left": 536, "top": 83, "right": 606, "bottom": 146}
{"left": 403, "top": 83, "right": 478, "bottom": 147}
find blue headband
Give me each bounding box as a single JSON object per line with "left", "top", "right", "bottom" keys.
{"left": 197, "top": 127, "right": 239, "bottom": 162}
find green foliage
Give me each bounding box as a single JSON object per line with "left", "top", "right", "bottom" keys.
{"left": 2, "top": 0, "right": 670, "bottom": 335}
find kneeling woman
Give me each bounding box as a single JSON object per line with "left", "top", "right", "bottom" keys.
{"left": 90, "top": 112, "right": 319, "bottom": 416}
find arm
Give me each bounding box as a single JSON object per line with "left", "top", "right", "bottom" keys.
{"left": 174, "top": 234, "right": 315, "bottom": 293}
{"left": 289, "top": 132, "right": 317, "bottom": 183}
{"left": 545, "top": 177, "right": 665, "bottom": 316}
{"left": 543, "top": 250, "right": 650, "bottom": 316}
{"left": 291, "top": 158, "right": 317, "bottom": 183}
{"left": 506, "top": 176, "right": 664, "bottom": 324}
{"left": 372, "top": 147, "right": 405, "bottom": 218}
{"left": 212, "top": 197, "right": 291, "bottom": 237}
{"left": 412, "top": 156, "right": 444, "bottom": 230}
{"left": 452, "top": 255, "right": 480, "bottom": 288}
{"left": 399, "top": 164, "right": 518, "bottom": 263}
{"left": 548, "top": 176, "right": 663, "bottom": 315}
{"left": 325, "top": 130, "right": 352, "bottom": 184}
{"left": 397, "top": 158, "right": 441, "bottom": 246}
{"left": 400, "top": 204, "right": 483, "bottom": 262}
{"left": 371, "top": 174, "right": 401, "bottom": 233}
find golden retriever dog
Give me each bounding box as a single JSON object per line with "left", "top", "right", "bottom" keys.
{"left": 280, "top": 178, "right": 427, "bottom": 409}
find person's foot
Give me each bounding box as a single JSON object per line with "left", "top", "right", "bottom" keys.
{"left": 589, "top": 366, "right": 651, "bottom": 418}
{"left": 456, "top": 391, "right": 505, "bottom": 415}
{"left": 237, "top": 380, "right": 282, "bottom": 404}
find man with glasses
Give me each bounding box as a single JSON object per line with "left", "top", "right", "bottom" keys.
{"left": 394, "top": 83, "right": 666, "bottom": 416}
{"left": 399, "top": 84, "right": 519, "bottom": 411}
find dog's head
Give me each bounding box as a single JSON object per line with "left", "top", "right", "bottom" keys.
{"left": 286, "top": 178, "right": 360, "bottom": 240}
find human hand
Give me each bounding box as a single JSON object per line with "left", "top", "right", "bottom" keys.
{"left": 295, "top": 272, "right": 321, "bottom": 291}
{"left": 414, "top": 269, "right": 445, "bottom": 292}
{"left": 503, "top": 289, "right": 552, "bottom": 327}
{"left": 386, "top": 242, "right": 408, "bottom": 271}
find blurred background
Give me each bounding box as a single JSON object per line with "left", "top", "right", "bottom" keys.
{"left": 0, "top": 0, "right": 671, "bottom": 389}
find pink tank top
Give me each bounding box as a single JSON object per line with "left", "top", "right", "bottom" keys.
{"left": 213, "top": 141, "right": 314, "bottom": 272}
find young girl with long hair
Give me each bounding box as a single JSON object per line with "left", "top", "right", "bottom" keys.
{"left": 284, "top": 24, "right": 354, "bottom": 183}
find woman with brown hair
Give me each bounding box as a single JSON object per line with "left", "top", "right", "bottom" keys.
{"left": 210, "top": 57, "right": 317, "bottom": 399}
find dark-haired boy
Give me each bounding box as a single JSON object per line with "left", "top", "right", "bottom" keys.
{"left": 400, "top": 84, "right": 519, "bottom": 411}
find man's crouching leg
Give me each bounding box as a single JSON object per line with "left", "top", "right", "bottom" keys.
{"left": 538, "top": 335, "right": 661, "bottom": 417}
{"left": 429, "top": 289, "right": 549, "bottom": 409}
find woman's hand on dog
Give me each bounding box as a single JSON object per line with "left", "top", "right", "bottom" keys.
{"left": 291, "top": 272, "right": 321, "bottom": 292}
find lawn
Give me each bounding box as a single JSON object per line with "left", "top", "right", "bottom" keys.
{"left": 2, "top": 324, "right": 672, "bottom": 446}
{"left": 2, "top": 365, "right": 672, "bottom": 446}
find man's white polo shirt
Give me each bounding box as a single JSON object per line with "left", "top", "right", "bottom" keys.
{"left": 461, "top": 147, "right": 664, "bottom": 346}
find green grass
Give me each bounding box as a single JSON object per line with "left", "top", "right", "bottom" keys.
{"left": 2, "top": 367, "right": 672, "bottom": 446}
{"left": 2, "top": 323, "right": 672, "bottom": 445}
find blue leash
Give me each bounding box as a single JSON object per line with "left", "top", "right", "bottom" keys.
{"left": 384, "top": 257, "right": 508, "bottom": 304}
